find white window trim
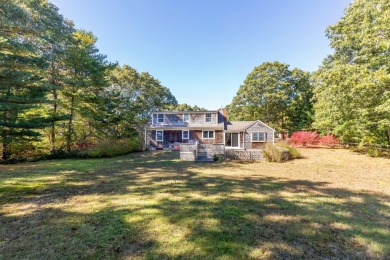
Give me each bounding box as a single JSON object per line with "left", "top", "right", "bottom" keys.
{"left": 225, "top": 133, "right": 240, "bottom": 148}
{"left": 202, "top": 130, "right": 215, "bottom": 139}
{"left": 156, "top": 130, "right": 164, "bottom": 141}
{"left": 157, "top": 114, "right": 164, "bottom": 123}
{"left": 205, "top": 113, "right": 212, "bottom": 123}
{"left": 182, "top": 130, "right": 189, "bottom": 139}
{"left": 183, "top": 114, "right": 190, "bottom": 123}
{"left": 251, "top": 132, "right": 266, "bottom": 142}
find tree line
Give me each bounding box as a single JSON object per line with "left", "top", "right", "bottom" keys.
{"left": 229, "top": 0, "right": 389, "bottom": 145}
{"left": 1, "top": 0, "right": 388, "bottom": 161}
{"left": 0, "top": 0, "right": 178, "bottom": 160}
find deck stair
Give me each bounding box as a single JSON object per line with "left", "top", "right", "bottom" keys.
{"left": 180, "top": 143, "right": 225, "bottom": 162}
{"left": 196, "top": 148, "right": 214, "bottom": 162}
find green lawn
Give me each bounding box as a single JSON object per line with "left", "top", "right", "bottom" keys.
{"left": 0, "top": 149, "right": 389, "bottom": 259}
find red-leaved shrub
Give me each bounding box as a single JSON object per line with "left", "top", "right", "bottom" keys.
{"left": 288, "top": 131, "right": 319, "bottom": 146}
{"left": 288, "top": 131, "right": 340, "bottom": 147}
{"left": 319, "top": 134, "right": 340, "bottom": 147}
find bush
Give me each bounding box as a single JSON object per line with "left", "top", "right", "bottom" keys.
{"left": 263, "top": 143, "right": 290, "bottom": 163}
{"left": 289, "top": 131, "right": 319, "bottom": 146}
{"left": 277, "top": 142, "right": 302, "bottom": 159}
{"left": 319, "top": 134, "right": 340, "bottom": 147}
{"left": 83, "top": 137, "right": 144, "bottom": 158}
{"left": 366, "top": 147, "right": 383, "bottom": 157}
{"left": 213, "top": 154, "right": 225, "bottom": 162}
{"left": 289, "top": 131, "right": 340, "bottom": 148}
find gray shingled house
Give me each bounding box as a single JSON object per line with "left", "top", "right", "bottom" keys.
{"left": 144, "top": 109, "right": 275, "bottom": 150}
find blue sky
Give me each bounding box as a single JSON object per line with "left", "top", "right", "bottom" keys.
{"left": 51, "top": 0, "right": 351, "bottom": 109}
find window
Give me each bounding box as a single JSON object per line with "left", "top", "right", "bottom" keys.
{"left": 183, "top": 114, "right": 189, "bottom": 122}
{"left": 202, "top": 130, "right": 214, "bottom": 139}
{"left": 157, "top": 114, "right": 164, "bottom": 123}
{"left": 156, "top": 130, "right": 163, "bottom": 141}
{"left": 205, "top": 113, "right": 212, "bottom": 123}
{"left": 182, "top": 130, "right": 189, "bottom": 139}
{"left": 252, "top": 132, "right": 266, "bottom": 142}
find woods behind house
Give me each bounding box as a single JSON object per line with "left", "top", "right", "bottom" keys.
{"left": 1, "top": 0, "right": 389, "bottom": 161}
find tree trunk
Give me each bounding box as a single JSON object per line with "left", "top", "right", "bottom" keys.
{"left": 67, "top": 94, "right": 75, "bottom": 152}
{"left": 50, "top": 89, "right": 58, "bottom": 152}
{"left": 1, "top": 134, "right": 10, "bottom": 161}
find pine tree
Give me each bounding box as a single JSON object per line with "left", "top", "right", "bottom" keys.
{"left": 0, "top": 0, "right": 51, "bottom": 159}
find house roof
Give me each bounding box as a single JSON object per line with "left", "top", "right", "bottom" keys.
{"left": 225, "top": 120, "right": 276, "bottom": 133}
{"left": 225, "top": 121, "right": 257, "bottom": 132}
{"left": 151, "top": 110, "right": 218, "bottom": 114}
{"left": 145, "top": 123, "right": 224, "bottom": 130}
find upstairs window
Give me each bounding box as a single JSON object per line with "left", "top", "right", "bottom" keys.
{"left": 205, "top": 113, "right": 212, "bottom": 123}
{"left": 157, "top": 114, "right": 164, "bottom": 123}
{"left": 183, "top": 114, "right": 189, "bottom": 122}
{"left": 252, "top": 132, "right": 266, "bottom": 142}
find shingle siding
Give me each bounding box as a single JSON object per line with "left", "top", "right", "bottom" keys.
{"left": 244, "top": 122, "right": 274, "bottom": 149}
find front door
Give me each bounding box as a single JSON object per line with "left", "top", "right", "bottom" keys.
{"left": 225, "top": 133, "right": 240, "bottom": 148}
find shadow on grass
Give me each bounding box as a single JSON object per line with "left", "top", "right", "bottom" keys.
{"left": 0, "top": 151, "right": 389, "bottom": 258}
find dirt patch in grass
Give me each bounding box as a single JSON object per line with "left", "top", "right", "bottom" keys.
{"left": 0, "top": 149, "right": 389, "bottom": 259}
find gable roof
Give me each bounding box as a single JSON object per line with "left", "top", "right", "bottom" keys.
{"left": 225, "top": 120, "right": 275, "bottom": 133}
{"left": 225, "top": 121, "right": 256, "bottom": 132}
{"left": 151, "top": 110, "right": 218, "bottom": 114}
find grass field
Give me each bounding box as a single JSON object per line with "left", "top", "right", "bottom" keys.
{"left": 0, "top": 148, "right": 389, "bottom": 259}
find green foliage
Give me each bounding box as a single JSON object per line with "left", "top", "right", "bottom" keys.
{"left": 277, "top": 142, "right": 302, "bottom": 159}
{"left": 99, "top": 65, "right": 177, "bottom": 139}
{"left": 213, "top": 154, "right": 225, "bottom": 162}
{"left": 229, "top": 62, "right": 313, "bottom": 133}
{"left": 263, "top": 143, "right": 290, "bottom": 162}
{"left": 168, "top": 103, "right": 206, "bottom": 111}
{"left": 0, "top": 0, "right": 56, "bottom": 159}
{"left": 366, "top": 147, "right": 383, "bottom": 158}
{"left": 312, "top": 0, "right": 390, "bottom": 145}
{"left": 82, "top": 138, "right": 144, "bottom": 158}
{"left": 0, "top": 1, "right": 178, "bottom": 161}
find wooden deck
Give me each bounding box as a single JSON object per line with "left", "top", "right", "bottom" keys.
{"left": 180, "top": 143, "right": 263, "bottom": 161}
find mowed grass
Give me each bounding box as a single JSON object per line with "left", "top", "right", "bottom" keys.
{"left": 0, "top": 149, "right": 389, "bottom": 259}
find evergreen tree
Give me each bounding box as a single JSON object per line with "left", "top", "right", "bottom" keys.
{"left": 62, "top": 30, "right": 109, "bottom": 151}
{"left": 0, "top": 0, "right": 52, "bottom": 159}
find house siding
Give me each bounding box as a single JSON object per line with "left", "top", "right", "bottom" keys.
{"left": 190, "top": 113, "right": 218, "bottom": 124}
{"left": 244, "top": 122, "right": 274, "bottom": 149}
{"left": 152, "top": 114, "right": 186, "bottom": 126}
{"left": 190, "top": 130, "right": 224, "bottom": 144}
{"left": 151, "top": 112, "right": 219, "bottom": 127}
{"left": 148, "top": 129, "right": 223, "bottom": 148}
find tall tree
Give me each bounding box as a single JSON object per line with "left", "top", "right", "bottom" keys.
{"left": 312, "top": 0, "right": 390, "bottom": 144}
{"left": 62, "top": 30, "right": 109, "bottom": 151}
{"left": 167, "top": 103, "right": 206, "bottom": 111}
{"left": 100, "top": 65, "right": 177, "bottom": 138}
{"left": 0, "top": 0, "right": 57, "bottom": 159}
{"left": 229, "top": 61, "right": 313, "bottom": 132}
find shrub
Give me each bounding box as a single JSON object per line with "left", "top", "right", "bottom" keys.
{"left": 277, "top": 142, "right": 302, "bottom": 159}
{"left": 289, "top": 131, "right": 340, "bottom": 148}
{"left": 366, "top": 147, "right": 383, "bottom": 157}
{"left": 319, "top": 134, "right": 340, "bottom": 147}
{"left": 83, "top": 137, "right": 143, "bottom": 158}
{"left": 289, "top": 131, "right": 319, "bottom": 146}
{"left": 263, "top": 143, "right": 289, "bottom": 163}
{"left": 213, "top": 154, "right": 225, "bottom": 162}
